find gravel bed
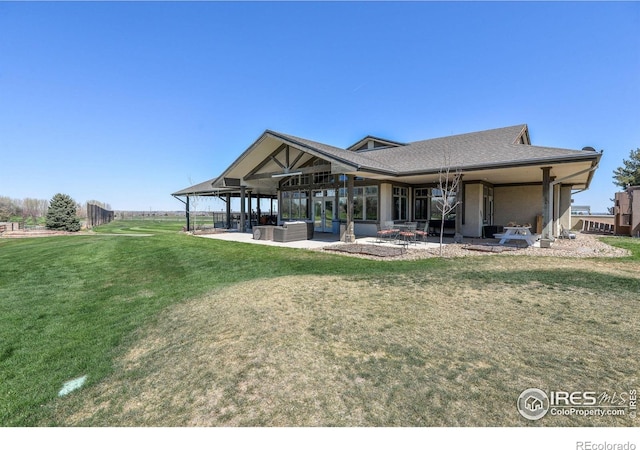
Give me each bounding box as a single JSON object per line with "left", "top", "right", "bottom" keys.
{"left": 322, "top": 232, "right": 630, "bottom": 260}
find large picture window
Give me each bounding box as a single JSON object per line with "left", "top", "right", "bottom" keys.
{"left": 339, "top": 186, "right": 378, "bottom": 221}
{"left": 280, "top": 190, "right": 308, "bottom": 220}
{"left": 430, "top": 188, "right": 457, "bottom": 220}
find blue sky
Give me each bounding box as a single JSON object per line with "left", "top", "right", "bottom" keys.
{"left": 1, "top": 1, "right": 638, "bottom": 213}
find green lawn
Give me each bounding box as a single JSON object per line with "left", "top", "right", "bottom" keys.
{"left": 0, "top": 222, "right": 638, "bottom": 426}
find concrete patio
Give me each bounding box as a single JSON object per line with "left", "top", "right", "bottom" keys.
{"left": 194, "top": 230, "right": 452, "bottom": 251}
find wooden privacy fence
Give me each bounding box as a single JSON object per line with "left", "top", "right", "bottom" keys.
{"left": 87, "top": 203, "right": 114, "bottom": 228}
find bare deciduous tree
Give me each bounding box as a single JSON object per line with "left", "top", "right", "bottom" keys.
{"left": 434, "top": 158, "right": 462, "bottom": 256}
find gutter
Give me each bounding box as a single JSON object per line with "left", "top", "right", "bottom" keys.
{"left": 551, "top": 161, "right": 600, "bottom": 188}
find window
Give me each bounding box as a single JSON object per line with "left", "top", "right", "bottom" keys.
{"left": 365, "top": 186, "right": 378, "bottom": 220}
{"left": 483, "top": 186, "right": 494, "bottom": 225}
{"left": 414, "top": 188, "right": 429, "bottom": 221}
{"left": 281, "top": 175, "right": 310, "bottom": 188}
{"left": 280, "top": 190, "right": 308, "bottom": 220}
{"left": 337, "top": 186, "right": 378, "bottom": 221}
{"left": 393, "top": 187, "right": 408, "bottom": 221}
{"left": 313, "top": 172, "right": 334, "bottom": 185}
{"left": 430, "top": 188, "right": 456, "bottom": 220}
{"left": 338, "top": 187, "right": 348, "bottom": 221}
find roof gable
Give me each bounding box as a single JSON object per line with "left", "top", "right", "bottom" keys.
{"left": 346, "top": 136, "right": 406, "bottom": 152}
{"left": 360, "top": 124, "right": 597, "bottom": 174}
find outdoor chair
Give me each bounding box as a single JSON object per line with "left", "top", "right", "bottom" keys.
{"left": 376, "top": 221, "right": 399, "bottom": 243}
{"left": 414, "top": 221, "right": 430, "bottom": 243}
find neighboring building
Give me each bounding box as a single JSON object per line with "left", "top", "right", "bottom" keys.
{"left": 172, "top": 124, "right": 601, "bottom": 241}
{"left": 571, "top": 205, "right": 591, "bottom": 215}
{"left": 614, "top": 186, "right": 640, "bottom": 237}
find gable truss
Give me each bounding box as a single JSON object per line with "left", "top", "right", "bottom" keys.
{"left": 244, "top": 143, "right": 331, "bottom": 181}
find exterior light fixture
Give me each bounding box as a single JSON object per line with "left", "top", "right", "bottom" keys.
{"left": 272, "top": 171, "right": 302, "bottom": 178}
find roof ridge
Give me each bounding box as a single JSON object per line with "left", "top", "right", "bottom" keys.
{"left": 407, "top": 124, "right": 527, "bottom": 146}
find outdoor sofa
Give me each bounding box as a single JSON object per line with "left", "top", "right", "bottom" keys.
{"left": 272, "top": 221, "right": 314, "bottom": 243}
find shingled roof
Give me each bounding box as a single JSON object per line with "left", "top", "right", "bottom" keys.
{"left": 269, "top": 124, "right": 598, "bottom": 176}
{"left": 173, "top": 124, "right": 599, "bottom": 196}
{"left": 361, "top": 124, "right": 597, "bottom": 175}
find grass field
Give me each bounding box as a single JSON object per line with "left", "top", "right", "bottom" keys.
{"left": 0, "top": 220, "right": 638, "bottom": 426}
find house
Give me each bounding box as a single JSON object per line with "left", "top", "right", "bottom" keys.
{"left": 614, "top": 186, "right": 640, "bottom": 237}
{"left": 172, "top": 124, "right": 600, "bottom": 242}
{"left": 524, "top": 396, "right": 544, "bottom": 412}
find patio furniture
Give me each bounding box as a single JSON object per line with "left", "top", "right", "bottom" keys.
{"left": 397, "top": 222, "right": 417, "bottom": 247}
{"left": 494, "top": 226, "right": 536, "bottom": 246}
{"left": 272, "top": 221, "right": 313, "bottom": 243}
{"left": 253, "top": 225, "right": 275, "bottom": 240}
{"left": 414, "top": 222, "right": 430, "bottom": 242}
{"left": 376, "top": 221, "right": 399, "bottom": 243}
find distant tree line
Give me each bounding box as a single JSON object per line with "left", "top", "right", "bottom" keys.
{"left": 0, "top": 196, "right": 50, "bottom": 223}
{"left": 0, "top": 195, "right": 112, "bottom": 224}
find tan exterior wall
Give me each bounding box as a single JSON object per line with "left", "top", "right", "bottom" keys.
{"left": 379, "top": 183, "right": 393, "bottom": 224}
{"left": 494, "top": 185, "right": 541, "bottom": 228}
{"left": 558, "top": 185, "right": 573, "bottom": 234}
{"left": 462, "top": 183, "right": 483, "bottom": 237}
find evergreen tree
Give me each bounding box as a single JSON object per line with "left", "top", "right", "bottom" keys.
{"left": 46, "top": 193, "right": 81, "bottom": 231}
{"left": 613, "top": 148, "right": 640, "bottom": 189}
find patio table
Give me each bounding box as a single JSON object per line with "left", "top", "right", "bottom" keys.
{"left": 496, "top": 226, "right": 536, "bottom": 246}
{"left": 397, "top": 223, "right": 418, "bottom": 247}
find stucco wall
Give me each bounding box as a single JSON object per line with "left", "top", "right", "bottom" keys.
{"left": 494, "top": 185, "right": 541, "bottom": 228}
{"left": 462, "top": 183, "right": 483, "bottom": 237}
{"left": 558, "top": 185, "right": 572, "bottom": 234}
{"left": 379, "top": 183, "right": 393, "bottom": 223}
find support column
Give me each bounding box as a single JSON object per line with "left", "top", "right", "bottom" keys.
{"left": 226, "top": 194, "right": 231, "bottom": 229}
{"left": 256, "top": 194, "right": 262, "bottom": 224}
{"left": 344, "top": 175, "right": 356, "bottom": 243}
{"left": 541, "top": 167, "right": 552, "bottom": 240}
{"left": 553, "top": 183, "right": 560, "bottom": 237}
{"left": 248, "top": 191, "right": 253, "bottom": 229}
{"left": 240, "top": 186, "right": 246, "bottom": 232}
{"left": 186, "top": 196, "right": 190, "bottom": 232}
